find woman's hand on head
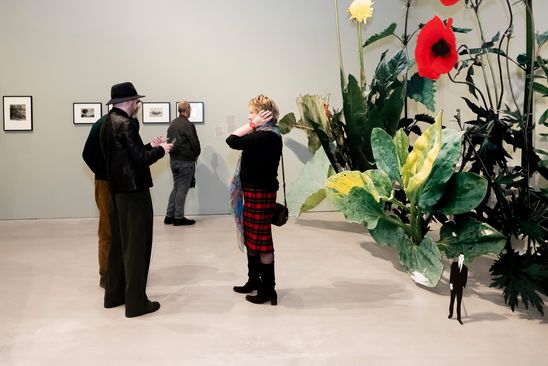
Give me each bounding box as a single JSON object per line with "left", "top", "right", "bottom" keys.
{"left": 252, "top": 110, "right": 273, "bottom": 127}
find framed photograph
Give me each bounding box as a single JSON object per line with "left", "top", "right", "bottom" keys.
{"left": 3, "top": 96, "right": 33, "bottom": 131}
{"left": 73, "top": 102, "right": 102, "bottom": 124}
{"left": 142, "top": 102, "right": 170, "bottom": 124}
{"left": 176, "top": 101, "right": 204, "bottom": 123}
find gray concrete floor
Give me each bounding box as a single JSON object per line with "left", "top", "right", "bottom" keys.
{"left": 0, "top": 212, "right": 546, "bottom": 366}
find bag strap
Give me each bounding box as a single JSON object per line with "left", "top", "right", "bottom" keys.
{"left": 280, "top": 149, "right": 287, "bottom": 206}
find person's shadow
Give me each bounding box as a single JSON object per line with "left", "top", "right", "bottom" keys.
{"left": 194, "top": 146, "right": 231, "bottom": 214}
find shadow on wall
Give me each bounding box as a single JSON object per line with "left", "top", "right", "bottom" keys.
{"left": 284, "top": 137, "right": 312, "bottom": 164}
{"left": 196, "top": 146, "right": 230, "bottom": 214}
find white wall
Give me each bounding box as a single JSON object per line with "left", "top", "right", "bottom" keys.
{"left": 0, "top": 0, "right": 546, "bottom": 219}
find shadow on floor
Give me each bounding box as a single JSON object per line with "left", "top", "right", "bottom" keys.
{"left": 151, "top": 264, "right": 238, "bottom": 286}
{"left": 295, "top": 216, "right": 366, "bottom": 234}
{"left": 279, "top": 279, "right": 408, "bottom": 310}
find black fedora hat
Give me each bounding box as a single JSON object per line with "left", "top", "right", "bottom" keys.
{"left": 106, "top": 82, "right": 145, "bottom": 105}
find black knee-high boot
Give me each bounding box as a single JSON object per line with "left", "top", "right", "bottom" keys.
{"left": 246, "top": 262, "right": 277, "bottom": 305}
{"left": 233, "top": 254, "right": 261, "bottom": 293}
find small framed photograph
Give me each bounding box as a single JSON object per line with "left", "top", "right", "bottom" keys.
{"left": 73, "top": 102, "right": 102, "bottom": 124}
{"left": 3, "top": 96, "right": 33, "bottom": 131}
{"left": 176, "top": 101, "right": 204, "bottom": 123}
{"left": 142, "top": 102, "right": 170, "bottom": 123}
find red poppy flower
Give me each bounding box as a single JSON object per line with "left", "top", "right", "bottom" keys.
{"left": 415, "top": 16, "right": 458, "bottom": 80}
{"left": 440, "top": 0, "right": 459, "bottom": 5}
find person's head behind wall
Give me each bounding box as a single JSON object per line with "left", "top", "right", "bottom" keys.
{"left": 107, "top": 82, "right": 145, "bottom": 118}
{"left": 249, "top": 94, "right": 279, "bottom": 123}
{"left": 178, "top": 100, "right": 191, "bottom": 118}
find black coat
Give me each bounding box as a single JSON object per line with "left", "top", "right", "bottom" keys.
{"left": 449, "top": 262, "right": 468, "bottom": 289}
{"left": 100, "top": 108, "right": 165, "bottom": 193}
{"left": 226, "top": 130, "right": 282, "bottom": 191}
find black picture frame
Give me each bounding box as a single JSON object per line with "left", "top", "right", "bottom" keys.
{"left": 3, "top": 96, "right": 33, "bottom": 131}
{"left": 142, "top": 102, "right": 171, "bottom": 124}
{"left": 73, "top": 102, "right": 102, "bottom": 124}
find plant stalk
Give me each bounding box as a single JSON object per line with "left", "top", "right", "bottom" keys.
{"left": 334, "top": 0, "right": 346, "bottom": 91}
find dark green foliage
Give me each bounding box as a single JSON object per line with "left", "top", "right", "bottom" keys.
{"left": 490, "top": 249, "right": 548, "bottom": 315}
{"left": 363, "top": 23, "right": 397, "bottom": 48}
{"left": 407, "top": 73, "right": 435, "bottom": 112}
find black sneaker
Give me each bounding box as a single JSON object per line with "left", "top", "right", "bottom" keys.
{"left": 173, "top": 217, "right": 195, "bottom": 226}
{"left": 164, "top": 216, "right": 174, "bottom": 225}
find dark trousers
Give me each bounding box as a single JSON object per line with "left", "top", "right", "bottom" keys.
{"left": 104, "top": 189, "right": 154, "bottom": 316}
{"left": 449, "top": 288, "right": 463, "bottom": 319}
{"left": 166, "top": 160, "right": 195, "bottom": 219}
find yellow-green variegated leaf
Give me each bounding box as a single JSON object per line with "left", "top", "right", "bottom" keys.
{"left": 362, "top": 169, "right": 392, "bottom": 202}
{"left": 325, "top": 170, "right": 366, "bottom": 196}
{"left": 394, "top": 129, "right": 409, "bottom": 169}
{"left": 402, "top": 112, "right": 443, "bottom": 200}
{"left": 325, "top": 170, "right": 392, "bottom": 203}
{"left": 325, "top": 171, "right": 384, "bottom": 229}
{"left": 418, "top": 129, "right": 464, "bottom": 211}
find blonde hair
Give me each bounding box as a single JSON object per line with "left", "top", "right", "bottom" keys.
{"left": 178, "top": 100, "right": 190, "bottom": 116}
{"left": 248, "top": 94, "right": 279, "bottom": 121}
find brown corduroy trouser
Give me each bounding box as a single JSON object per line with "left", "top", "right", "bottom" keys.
{"left": 95, "top": 179, "right": 111, "bottom": 285}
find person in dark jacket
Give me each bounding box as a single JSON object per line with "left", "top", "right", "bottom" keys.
{"left": 100, "top": 82, "right": 172, "bottom": 318}
{"left": 164, "top": 100, "right": 201, "bottom": 226}
{"left": 448, "top": 252, "right": 468, "bottom": 325}
{"left": 226, "top": 95, "right": 282, "bottom": 306}
{"left": 82, "top": 114, "right": 111, "bottom": 289}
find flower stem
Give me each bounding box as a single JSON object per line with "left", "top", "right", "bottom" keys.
{"left": 357, "top": 22, "right": 366, "bottom": 89}
{"left": 403, "top": 0, "right": 413, "bottom": 120}
{"left": 473, "top": 9, "right": 497, "bottom": 111}
{"left": 334, "top": 0, "right": 346, "bottom": 90}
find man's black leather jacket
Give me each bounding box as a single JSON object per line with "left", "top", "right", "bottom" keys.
{"left": 100, "top": 108, "right": 165, "bottom": 193}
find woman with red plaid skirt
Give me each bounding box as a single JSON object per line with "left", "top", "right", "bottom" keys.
{"left": 226, "top": 95, "right": 282, "bottom": 305}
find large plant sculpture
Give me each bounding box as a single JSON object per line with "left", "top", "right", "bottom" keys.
{"left": 433, "top": 0, "right": 548, "bottom": 314}
{"left": 279, "top": 0, "right": 409, "bottom": 216}
{"left": 325, "top": 113, "right": 505, "bottom": 287}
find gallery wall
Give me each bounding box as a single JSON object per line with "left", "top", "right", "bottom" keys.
{"left": 0, "top": 0, "right": 546, "bottom": 219}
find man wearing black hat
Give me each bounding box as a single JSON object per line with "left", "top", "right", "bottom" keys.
{"left": 100, "top": 82, "right": 172, "bottom": 317}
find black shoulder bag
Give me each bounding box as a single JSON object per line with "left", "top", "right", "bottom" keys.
{"left": 271, "top": 151, "right": 289, "bottom": 226}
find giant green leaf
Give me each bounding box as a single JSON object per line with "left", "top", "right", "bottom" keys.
{"left": 371, "top": 128, "right": 400, "bottom": 184}
{"left": 399, "top": 235, "right": 444, "bottom": 287}
{"left": 366, "top": 50, "right": 408, "bottom": 137}
{"left": 342, "top": 74, "right": 370, "bottom": 172}
{"left": 278, "top": 112, "right": 297, "bottom": 135}
{"left": 393, "top": 129, "right": 409, "bottom": 168}
{"left": 439, "top": 218, "right": 505, "bottom": 261}
{"left": 437, "top": 172, "right": 488, "bottom": 215}
{"left": 326, "top": 186, "right": 383, "bottom": 229}
{"left": 362, "top": 169, "right": 393, "bottom": 202}
{"left": 325, "top": 171, "right": 384, "bottom": 229}
{"left": 286, "top": 148, "right": 332, "bottom": 217}
{"left": 369, "top": 216, "right": 411, "bottom": 252}
{"left": 407, "top": 72, "right": 436, "bottom": 112}
{"left": 371, "top": 220, "right": 444, "bottom": 286}
{"left": 419, "top": 129, "right": 463, "bottom": 211}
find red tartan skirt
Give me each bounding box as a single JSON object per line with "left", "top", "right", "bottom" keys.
{"left": 243, "top": 188, "right": 277, "bottom": 253}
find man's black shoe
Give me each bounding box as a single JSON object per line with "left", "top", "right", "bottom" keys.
{"left": 173, "top": 217, "right": 195, "bottom": 226}
{"left": 126, "top": 301, "right": 161, "bottom": 318}
{"left": 164, "top": 216, "right": 174, "bottom": 225}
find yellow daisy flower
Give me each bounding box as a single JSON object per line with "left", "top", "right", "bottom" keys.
{"left": 348, "top": 0, "right": 374, "bottom": 24}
